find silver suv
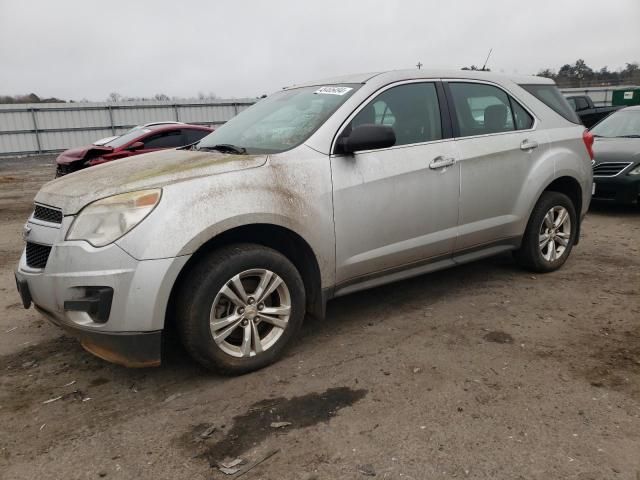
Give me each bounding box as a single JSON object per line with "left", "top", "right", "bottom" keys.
{"left": 15, "top": 70, "right": 593, "bottom": 374}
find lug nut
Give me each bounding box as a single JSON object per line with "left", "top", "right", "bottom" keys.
{"left": 238, "top": 307, "right": 245, "bottom": 314}
{"left": 257, "top": 303, "right": 264, "bottom": 311}
{"left": 248, "top": 297, "right": 255, "bottom": 305}
{"left": 242, "top": 319, "right": 249, "bottom": 326}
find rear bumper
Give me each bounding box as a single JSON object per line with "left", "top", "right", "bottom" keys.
{"left": 593, "top": 175, "right": 640, "bottom": 204}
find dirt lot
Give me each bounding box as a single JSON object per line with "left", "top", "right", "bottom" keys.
{"left": 0, "top": 156, "right": 639, "bottom": 480}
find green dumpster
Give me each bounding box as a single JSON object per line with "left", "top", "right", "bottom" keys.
{"left": 612, "top": 88, "right": 640, "bottom": 106}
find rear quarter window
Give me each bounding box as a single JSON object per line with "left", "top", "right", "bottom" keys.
{"left": 520, "top": 84, "right": 581, "bottom": 124}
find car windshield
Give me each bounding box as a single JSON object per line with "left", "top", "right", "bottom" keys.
{"left": 591, "top": 110, "right": 640, "bottom": 138}
{"left": 197, "top": 84, "right": 360, "bottom": 154}
{"left": 124, "top": 125, "right": 145, "bottom": 134}
{"left": 104, "top": 128, "right": 151, "bottom": 148}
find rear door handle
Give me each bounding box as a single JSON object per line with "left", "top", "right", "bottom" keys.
{"left": 520, "top": 139, "right": 539, "bottom": 151}
{"left": 429, "top": 156, "right": 456, "bottom": 169}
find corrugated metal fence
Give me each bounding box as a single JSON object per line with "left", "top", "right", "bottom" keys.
{"left": 0, "top": 99, "right": 256, "bottom": 156}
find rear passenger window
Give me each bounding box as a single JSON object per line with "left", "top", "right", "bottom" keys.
{"left": 449, "top": 83, "right": 514, "bottom": 137}
{"left": 510, "top": 98, "right": 534, "bottom": 130}
{"left": 350, "top": 82, "right": 442, "bottom": 146}
{"left": 449, "top": 82, "right": 534, "bottom": 137}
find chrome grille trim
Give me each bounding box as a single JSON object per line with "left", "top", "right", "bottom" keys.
{"left": 593, "top": 162, "right": 632, "bottom": 177}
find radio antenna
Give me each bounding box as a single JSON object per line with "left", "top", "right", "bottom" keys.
{"left": 481, "top": 48, "right": 493, "bottom": 71}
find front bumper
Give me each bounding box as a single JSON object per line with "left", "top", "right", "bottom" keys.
{"left": 38, "top": 303, "right": 162, "bottom": 368}
{"left": 593, "top": 175, "right": 640, "bottom": 204}
{"left": 15, "top": 234, "right": 189, "bottom": 367}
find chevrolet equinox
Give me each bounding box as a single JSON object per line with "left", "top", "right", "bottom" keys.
{"left": 15, "top": 70, "right": 594, "bottom": 374}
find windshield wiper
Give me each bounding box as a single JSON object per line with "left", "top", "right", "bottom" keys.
{"left": 615, "top": 134, "right": 640, "bottom": 138}
{"left": 177, "top": 141, "right": 200, "bottom": 151}
{"left": 198, "top": 144, "right": 247, "bottom": 154}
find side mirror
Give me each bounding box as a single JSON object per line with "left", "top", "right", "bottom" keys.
{"left": 128, "top": 141, "right": 144, "bottom": 151}
{"left": 338, "top": 124, "right": 396, "bottom": 154}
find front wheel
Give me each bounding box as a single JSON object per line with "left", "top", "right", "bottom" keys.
{"left": 514, "top": 191, "right": 577, "bottom": 273}
{"left": 176, "top": 244, "right": 306, "bottom": 374}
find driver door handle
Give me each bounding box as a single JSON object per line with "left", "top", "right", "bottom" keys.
{"left": 429, "top": 156, "right": 456, "bottom": 169}
{"left": 520, "top": 139, "right": 539, "bottom": 151}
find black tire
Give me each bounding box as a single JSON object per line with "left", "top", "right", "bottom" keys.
{"left": 514, "top": 191, "right": 578, "bottom": 273}
{"left": 176, "top": 243, "right": 305, "bottom": 375}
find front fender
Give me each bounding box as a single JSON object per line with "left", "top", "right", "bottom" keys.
{"left": 116, "top": 146, "right": 336, "bottom": 287}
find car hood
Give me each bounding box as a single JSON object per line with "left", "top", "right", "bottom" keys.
{"left": 593, "top": 137, "right": 640, "bottom": 165}
{"left": 56, "top": 145, "right": 114, "bottom": 165}
{"left": 37, "top": 149, "right": 268, "bottom": 214}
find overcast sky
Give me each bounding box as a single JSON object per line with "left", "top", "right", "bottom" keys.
{"left": 1, "top": 0, "right": 638, "bottom": 101}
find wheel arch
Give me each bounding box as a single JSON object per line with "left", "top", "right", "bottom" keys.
{"left": 165, "top": 223, "right": 325, "bottom": 334}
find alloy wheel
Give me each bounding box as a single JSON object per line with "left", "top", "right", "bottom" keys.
{"left": 538, "top": 206, "right": 571, "bottom": 262}
{"left": 209, "top": 268, "right": 291, "bottom": 358}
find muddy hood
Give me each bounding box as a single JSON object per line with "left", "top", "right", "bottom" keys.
{"left": 36, "top": 149, "right": 268, "bottom": 214}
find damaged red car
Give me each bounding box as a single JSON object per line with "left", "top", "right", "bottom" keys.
{"left": 55, "top": 123, "right": 213, "bottom": 177}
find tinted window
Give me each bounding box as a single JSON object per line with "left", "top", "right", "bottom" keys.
{"left": 567, "top": 97, "right": 576, "bottom": 110}
{"left": 183, "top": 128, "right": 209, "bottom": 144}
{"left": 520, "top": 84, "right": 581, "bottom": 124}
{"left": 510, "top": 98, "right": 534, "bottom": 130}
{"left": 143, "top": 130, "right": 185, "bottom": 148}
{"left": 350, "top": 82, "right": 442, "bottom": 146}
{"left": 449, "top": 83, "right": 515, "bottom": 137}
{"left": 575, "top": 97, "right": 589, "bottom": 111}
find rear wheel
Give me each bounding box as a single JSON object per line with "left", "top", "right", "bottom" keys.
{"left": 514, "top": 191, "right": 577, "bottom": 272}
{"left": 176, "top": 244, "right": 305, "bottom": 374}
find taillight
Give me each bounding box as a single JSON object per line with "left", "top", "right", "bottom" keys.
{"left": 582, "top": 129, "right": 594, "bottom": 160}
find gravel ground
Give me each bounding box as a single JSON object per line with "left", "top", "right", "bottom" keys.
{"left": 0, "top": 155, "right": 639, "bottom": 480}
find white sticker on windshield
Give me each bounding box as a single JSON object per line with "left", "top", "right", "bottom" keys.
{"left": 624, "top": 91, "right": 633, "bottom": 100}
{"left": 314, "top": 86, "right": 353, "bottom": 96}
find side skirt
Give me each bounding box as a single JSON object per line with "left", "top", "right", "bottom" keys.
{"left": 327, "top": 236, "right": 521, "bottom": 301}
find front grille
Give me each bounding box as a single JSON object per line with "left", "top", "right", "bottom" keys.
{"left": 26, "top": 242, "right": 52, "bottom": 269}
{"left": 55, "top": 164, "right": 78, "bottom": 177}
{"left": 593, "top": 162, "right": 632, "bottom": 177}
{"left": 33, "top": 204, "right": 62, "bottom": 224}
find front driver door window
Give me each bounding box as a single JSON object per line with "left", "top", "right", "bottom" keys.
{"left": 331, "top": 82, "right": 460, "bottom": 287}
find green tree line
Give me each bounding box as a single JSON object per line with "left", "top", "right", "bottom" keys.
{"left": 537, "top": 60, "right": 640, "bottom": 87}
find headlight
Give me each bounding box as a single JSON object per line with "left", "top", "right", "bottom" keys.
{"left": 66, "top": 189, "right": 161, "bottom": 247}
{"left": 629, "top": 165, "right": 640, "bottom": 175}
